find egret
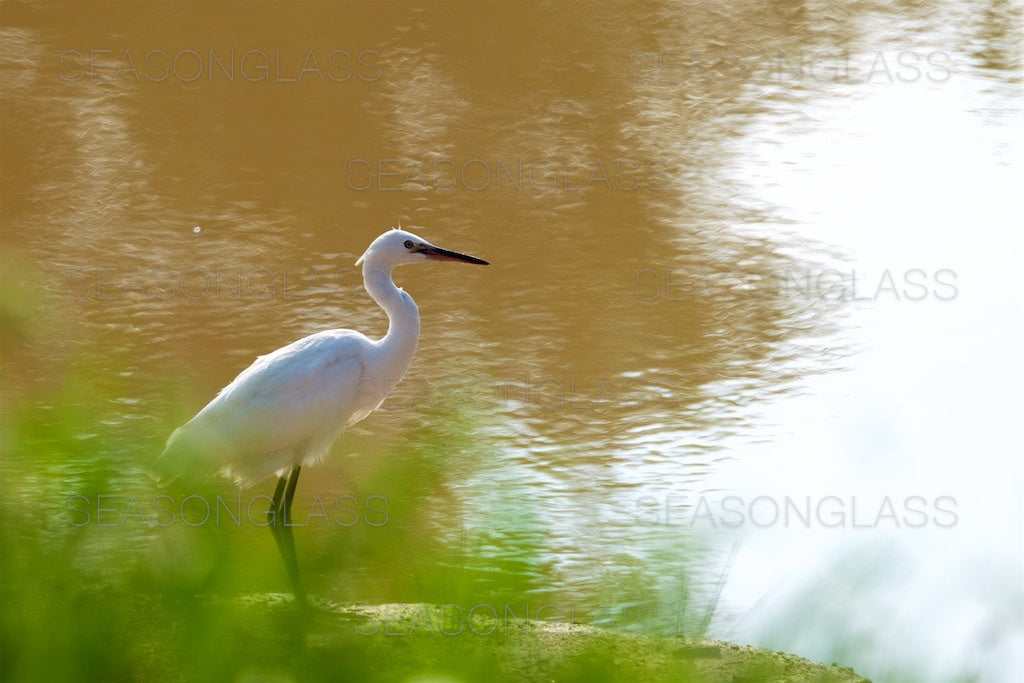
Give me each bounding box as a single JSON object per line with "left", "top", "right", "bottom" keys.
{"left": 154, "top": 228, "right": 488, "bottom": 605}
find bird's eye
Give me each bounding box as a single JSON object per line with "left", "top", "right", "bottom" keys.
{"left": 403, "top": 240, "right": 414, "bottom": 249}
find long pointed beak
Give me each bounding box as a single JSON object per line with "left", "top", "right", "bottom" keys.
{"left": 421, "top": 244, "right": 489, "bottom": 265}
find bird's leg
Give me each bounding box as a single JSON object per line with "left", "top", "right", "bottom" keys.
{"left": 270, "top": 465, "right": 306, "bottom": 608}
{"left": 282, "top": 465, "right": 301, "bottom": 525}
{"left": 267, "top": 475, "right": 287, "bottom": 542}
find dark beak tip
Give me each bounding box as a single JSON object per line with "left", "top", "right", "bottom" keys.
{"left": 427, "top": 245, "right": 489, "bottom": 266}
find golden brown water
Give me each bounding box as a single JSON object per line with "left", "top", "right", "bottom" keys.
{"left": 2, "top": 1, "right": 1021, "bottom": 679}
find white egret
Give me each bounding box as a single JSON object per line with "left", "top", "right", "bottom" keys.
{"left": 154, "top": 227, "right": 488, "bottom": 604}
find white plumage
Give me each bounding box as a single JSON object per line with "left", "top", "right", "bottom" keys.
{"left": 154, "top": 228, "right": 488, "bottom": 487}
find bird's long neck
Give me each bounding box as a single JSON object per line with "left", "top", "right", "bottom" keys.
{"left": 362, "top": 263, "right": 420, "bottom": 369}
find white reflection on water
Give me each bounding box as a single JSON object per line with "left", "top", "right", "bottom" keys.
{"left": 700, "top": 10, "right": 1024, "bottom": 680}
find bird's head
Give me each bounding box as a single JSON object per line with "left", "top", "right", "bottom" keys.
{"left": 355, "top": 227, "right": 489, "bottom": 270}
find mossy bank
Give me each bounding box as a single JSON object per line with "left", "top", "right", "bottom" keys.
{"left": 209, "top": 597, "right": 870, "bottom": 682}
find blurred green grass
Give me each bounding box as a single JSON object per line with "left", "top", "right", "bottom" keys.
{"left": 0, "top": 279, "right": 557, "bottom": 680}
{"left": 0, "top": 369, "right": 717, "bottom": 682}
{"left": 0, "top": 262, "right": 856, "bottom": 682}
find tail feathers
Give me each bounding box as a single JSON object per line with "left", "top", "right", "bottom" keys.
{"left": 151, "top": 427, "right": 220, "bottom": 489}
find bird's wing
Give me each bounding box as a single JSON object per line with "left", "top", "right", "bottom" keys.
{"left": 156, "top": 330, "right": 372, "bottom": 483}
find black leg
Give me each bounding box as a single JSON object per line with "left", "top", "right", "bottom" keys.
{"left": 267, "top": 466, "right": 306, "bottom": 608}
{"left": 268, "top": 475, "right": 287, "bottom": 538}
{"left": 282, "top": 465, "right": 301, "bottom": 525}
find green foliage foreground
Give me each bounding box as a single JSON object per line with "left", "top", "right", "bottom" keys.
{"left": 0, "top": 275, "right": 866, "bottom": 682}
